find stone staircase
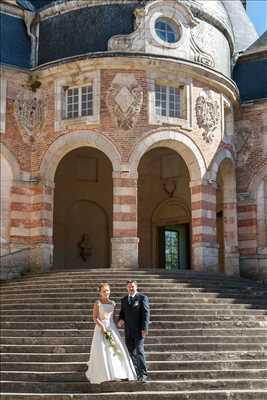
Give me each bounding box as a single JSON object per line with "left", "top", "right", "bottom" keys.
{"left": 0, "top": 268, "right": 267, "bottom": 400}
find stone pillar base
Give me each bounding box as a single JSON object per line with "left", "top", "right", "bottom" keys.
{"left": 0, "top": 243, "right": 53, "bottom": 281}
{"left": 111, "top": 237, "right": 139, "bottom": 269}
{"left": 192, "top": 243, "right": 219, "bottom": 273}
{"left": 28, "top": 244, "right": 53, "bottom": 274}
{"left": 224, "top": 251, "right": 240, "bottom": 277}
{"left": 240, "top": 254, "right": 267, "bottom": 282}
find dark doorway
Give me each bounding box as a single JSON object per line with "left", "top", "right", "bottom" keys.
{"left": 159, "top": 224, "right": 189, "bottom": 270}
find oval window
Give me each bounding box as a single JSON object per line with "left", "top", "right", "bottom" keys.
{"left": 155, "top": 18, "right": 179, "bottom": 44}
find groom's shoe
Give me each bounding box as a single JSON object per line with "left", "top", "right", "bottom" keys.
{"left": 138, "top": 375, "right": 147, "bottom": 383}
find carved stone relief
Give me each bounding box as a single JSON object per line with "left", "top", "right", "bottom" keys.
{"left": 106, "top": 74, "right": 143, "bottom": 130}
{"left": 190, "top": 29, "right": 215, "bottom": 68}
{"left": 15, "top": 89, "right": 46, "bottom": 136}
{"left": 195, "top": 90, "right": 220, "bottom": 143}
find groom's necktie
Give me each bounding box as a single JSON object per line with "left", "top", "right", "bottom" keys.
{"left": 128, "top": 296, "right": 134, "bottom": 305}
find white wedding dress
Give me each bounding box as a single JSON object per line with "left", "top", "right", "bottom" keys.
{"left": 85, "top": 300, "right": 137, "bottom": 384}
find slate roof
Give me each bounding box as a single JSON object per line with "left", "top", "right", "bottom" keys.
{"left": 233, "top": 31, "right": 267, "bottom": 102}
{"left": 38, "top": 3, "right": 136, "bottom": 65}
{"left": 0, "top": 12, "right": 31, "bottom": 68}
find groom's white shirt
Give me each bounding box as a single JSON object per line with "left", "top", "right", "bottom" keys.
{"left": 128, "top": 291, "right": 137, "bottom": 302}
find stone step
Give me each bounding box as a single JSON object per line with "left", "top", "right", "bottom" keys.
{"left": 1, "top": 328, "right": 266, "bottom": 337}
{"left": 2, "top": 290, "right": 266, "bottom": 299}
{"left": 1, "top": 302, "right": 265, "bottom": 311}
{"left": 2, "top": 308, "right": 266, "bottom": 316}
{"left": 1, "top": 390, "right": 267, "bottom": 400}
{"left": 2, "top": 369, "right": 267, "bottom": 382}
{"left": 2, "top": 360, "right": 267, "bottom": 372}
{"left": 7, "top": 269, "right": 261, "bottom": 281}
{"left": 1, "top": 351, "right": 267, "bottom": 363}
{"left": 1, "top": 335, "right": 267, "bottom": 346}
{"left": 2, "top": 286, "right": 265, "bottom": 294}
{"left": 2, "top": 283, "right": 263, "bottom": 292}
{"left": 1, "top": 307, "right": 267, "bottom": 318}
{"left": 2, "top": 297, "right": 267, "bottom": 306}
{"left": 2, "top": 343, "right": 267, "bottom": 353}
{"left": 1, "top": 321, "right": 267, "bottom": 330}
{"left": 1, "top": 379, "right": 267, "bottom": 393}
{"left": 1, "top": 314, "right": 266, "bottom": 323}
{"left": 2, "top": 269, "right": 256, "bottom": 280}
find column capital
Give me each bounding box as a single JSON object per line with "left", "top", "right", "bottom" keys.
{"left": 112, "top": 171, "right": 138, "bottom": 180}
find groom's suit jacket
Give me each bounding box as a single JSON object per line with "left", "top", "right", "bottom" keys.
{"left": 119, "top": 292, "right": 150, "bottom": 339}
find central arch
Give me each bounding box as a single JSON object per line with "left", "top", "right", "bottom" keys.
{"left": 133, "top": 131, "right": 205, "bottom": 270}
{"left": 128, "top": 130, "right": 206, "bottom": 181}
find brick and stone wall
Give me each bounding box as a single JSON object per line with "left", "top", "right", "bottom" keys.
{"left": 235, "top": 99, "right": 267, "bottom": 281}
{"left": 1, "top": 55, "right": 259, "bottom": 279}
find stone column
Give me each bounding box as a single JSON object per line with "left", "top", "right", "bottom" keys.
{"left": 111, "top": 172, "right": 139, "bottom": 269}
{"left": 223, "top": 200, "right": 239, "bottom": 276}
{"left": 237, "top": 193, "right": 257, "bottom": 257}
{"left": 9, "top": 179, "right": 54, "bottom": 273}
{"left": 191, "top": 180, "right": 219, "bottom": 272}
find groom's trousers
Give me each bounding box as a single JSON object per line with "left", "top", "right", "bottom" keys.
{"left": 125, "top": 336, "right": 147, "bottom": 378}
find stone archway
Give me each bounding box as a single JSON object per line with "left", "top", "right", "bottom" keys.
{"left": 137, "top": 145, "right": 192, "bottom": 269}
{"left": 40, "top": 131, "right": 121, "bottom": 184}
{"left": 249, "top": 166, "right": 267, "bottom": 250}
{"left": 39, "top": 131, "right": 122, "bottom": 269}
{"left": 210, "top": 150, "right": 239, "bottom": 276}
{"left": 53, "top": 146, "right": 113, "bottom": 269}
{"left": 0, "top": 144, "right": 21, "bottom": 255}
{"left": 128, "top": 130, "right": 206, "bottom": 181}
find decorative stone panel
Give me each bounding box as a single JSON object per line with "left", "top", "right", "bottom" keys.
{"left": 195, "top": 90, "right": 220, "bottom": 143}
{"left": 106, "top": 73, "right": 143, "bottom": 130}
{"left": 15, "top": 88, "right": 46, "bottom": 136}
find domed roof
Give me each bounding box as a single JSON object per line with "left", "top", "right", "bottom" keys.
{"left": 16, "top": 0, "right": 257, "bottom": 51}
{"left": 183, "top": 0, "right": 258, "bottom": 52}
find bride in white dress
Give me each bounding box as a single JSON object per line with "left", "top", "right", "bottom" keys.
{"left": 85, "top": 282, "right": 137, "bottom": 384}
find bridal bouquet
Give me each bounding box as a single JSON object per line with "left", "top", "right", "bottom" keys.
{"left": 104, "top": 331, "right": 122, "bottom": 358}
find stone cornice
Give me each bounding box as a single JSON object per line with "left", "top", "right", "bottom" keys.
{"left": 32, "top": 52, "right": 239, "bottom": 103}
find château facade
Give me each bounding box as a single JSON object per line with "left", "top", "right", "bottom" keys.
{"left": 0, "top": 0, "right": 266, "bottom": 281}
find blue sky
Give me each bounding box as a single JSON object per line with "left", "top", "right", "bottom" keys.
{"left": 247, "top": 0, "right": 267, "bottom": 36}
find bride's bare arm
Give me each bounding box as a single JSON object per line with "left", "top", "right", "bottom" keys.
{"left": 92, "top": 303, "right": 107, "bottom": 334}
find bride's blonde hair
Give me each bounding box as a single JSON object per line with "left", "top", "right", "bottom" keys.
{"left": 98, "top": 282, "right": 110, "bottom": 292}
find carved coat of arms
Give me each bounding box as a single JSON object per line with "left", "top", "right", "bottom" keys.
{"left": 15, "top": 89, "right": 46, "bottom": 135}
{"left": 106, "top": 73, "right": 143, "bottom": 130}
{"left": 195, "top": 90, "right": 220, "bottom": 143}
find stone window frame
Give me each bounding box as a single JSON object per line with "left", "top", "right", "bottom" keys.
{"left": 64, "top": 84, "right": 93, "bottom": 120}
{"left": 54, "top": 70, "right": 100, "bottom": 131}
{"left": 154, "top": 17, "right": 180, "bottom": 44}
{"left": 148, "top": 72, "right": 192, "bottom": 129}
{"left": 0, "top": 78, "right": 7, "bottom": 134}
{"left": 148, "top": 3, "right": 186, "bottom": 50}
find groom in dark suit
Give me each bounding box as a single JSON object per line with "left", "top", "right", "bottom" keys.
{"left": 118, "top": 280, "right": 150, "bottom": 382}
